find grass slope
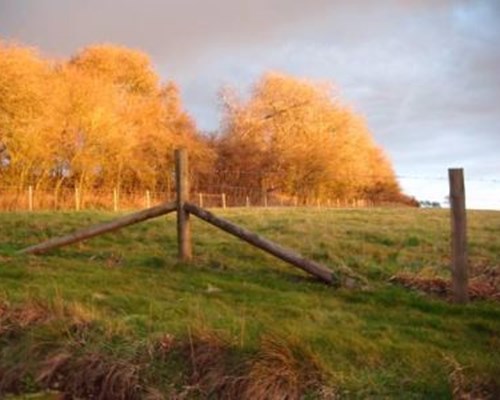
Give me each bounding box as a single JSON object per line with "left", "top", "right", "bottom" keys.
{"left": 0, "top": 208, "right": 499, "bottom": 398}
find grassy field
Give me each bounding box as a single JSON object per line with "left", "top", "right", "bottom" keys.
{"left": 0, "top": 208, "right": 499, "bottom": 399}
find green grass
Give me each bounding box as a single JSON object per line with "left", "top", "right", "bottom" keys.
{"left": 0, "top": 208, "right": 499, "bottom": 398}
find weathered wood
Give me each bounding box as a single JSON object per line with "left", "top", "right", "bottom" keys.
{"left": 198, "top": 193, "right": 204, "bottom": 208}
{"left": 449, "top": 168, "right": 469, "bottom": 304}
{"left": 175, "top": 148, "right": 192, "bottom": 261}
{"left": 20, "top": 202, "right": 177, "bottom": 255}
{"left": 184, "top": 202, "right": 335, "bottom": 284}
{"left": 222, "top": 193, "right": 226, "bottom": 209}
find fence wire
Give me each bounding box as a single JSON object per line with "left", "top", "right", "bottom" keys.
{"left": 0, "top": 175, "right": 498, "bottom": 212}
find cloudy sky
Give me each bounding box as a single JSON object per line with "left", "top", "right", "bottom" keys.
{"left": 1, "top": 0, "right": 499, "bottom": 209}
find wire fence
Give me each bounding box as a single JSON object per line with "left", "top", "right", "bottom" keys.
{"left": 0, "top": 186, "right": 410, "bottom": 211}
{"left": 0, "top": 175, "right": 498, "bottom": 212}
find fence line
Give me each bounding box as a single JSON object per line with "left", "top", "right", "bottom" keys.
{"left": 1, "top": 174, "right": 498, "bottom": 212}
{"left": 0, "top": 186, "right": 417, "bottom": 212}
{"left": 0, "top": 187, "right": 175, "bottom": 212}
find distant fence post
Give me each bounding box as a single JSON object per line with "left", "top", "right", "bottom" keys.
{"left": 113, "top": 187, "right": 119, "bottom": 212}
{"left": 199, "top": 192, "right": 204, "bottom": 208}
{"left": 246, "top": 196, "right": 250, "bottom": 208}
{"left": 75, "top": 187, "right": 81, "bottom": 211}
{"left": 28, "top": 186, "right": 33, "bottom": 212}
{"left": 222, "top": 193, "right": 226, "bottom": 209}
{"left": 175, "top": 148, "right": 192, "bottom": 261}
{"left": 146, "top": 190, "right": 151, "bottom": 208}
{"left": 449, "top": 168, "right": 468, "bottom": 304}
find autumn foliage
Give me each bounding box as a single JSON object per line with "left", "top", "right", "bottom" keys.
{"left": 210, "top": 73, "right": 410, "bottom": 205}
{"left": 0, "top": 41, "right": 414, "bottom": 206}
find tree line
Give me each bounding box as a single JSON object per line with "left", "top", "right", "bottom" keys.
{"left": 0, "top": 41, "right": 416, "bottom": 206}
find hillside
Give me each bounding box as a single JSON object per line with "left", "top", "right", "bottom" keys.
{"left": 0, "top": 208, "right": 499, "bottom": 398}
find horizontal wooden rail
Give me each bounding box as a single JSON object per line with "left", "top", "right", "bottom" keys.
{"left": 20, "top": 201, "right": 177, "bottom": 255}
{"left": 184, "top": 202, "right": 336, "bottom": 285}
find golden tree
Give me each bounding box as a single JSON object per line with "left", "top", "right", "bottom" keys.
{"left": 0, "top": 41, "right": 212, "bottom": 206}
{"left": 215, "top": 72, "right": 403, "bottom": 205}
{"left": 69, "top": 44, "right": 159, "bottom": 95}
{"left": 0, "top": 42, "right": 60, "bottom": 190}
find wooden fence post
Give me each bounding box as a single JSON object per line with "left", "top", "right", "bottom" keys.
{"left": 246, "top": 196, "right": 250, "bottom": 208}
{"left": 222, "top": 193, "right": 226, "bottom": 209}
{"left": 146, "top": 190, "right": 151, "bottom": 208}
{"left": 113, "top": 187, "right": 119, "bottom": 212}
{"left": 199, "top": 193, "right": 204, "bottom": 208}
{"left": 175, "top": 149, "right": 192, "bottom": 261}
{"left": 28, "top": 186, "right": 33, "bottom": 212}
{"left": 75, "top": 187, "right": 81, "bottom": 211}
{"left": 449, "top": 168, "right": 468, "bottom": 304}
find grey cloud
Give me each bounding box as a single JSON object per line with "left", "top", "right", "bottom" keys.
{"left": 0, "top": 0, "right": 335, "bottom": 69}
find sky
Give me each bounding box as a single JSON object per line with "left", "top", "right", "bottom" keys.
{"left": 1, "top": 0, "right": 499, "bottom": 209}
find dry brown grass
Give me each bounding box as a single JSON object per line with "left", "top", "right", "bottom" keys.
{"left": 178, "top": 327, "right": 246, "bottom": 399}
{"left": 243, "top": 334, "right": 326, "bottom": 400}
{"left": 1, "top": 300, "right": 331, "bottom": 399}
{"left": 444, "top": 355, "right": 500, "bottom": 400}
{"left": 177, "top": 328, "right": 329, "bottom": 399}
{"left": 389, "top": 266, "right": 500, "bottom": 301}
{"left": 0, "top": 300, "right": 144, "bottom": 399}
{"left": 39, "top": 352, "right": 142, "bottom": 400}
{"left": 0, "top": 300, "right": 52, "bottom": 338}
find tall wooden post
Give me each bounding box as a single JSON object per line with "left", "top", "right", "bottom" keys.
{"left": 449, "top": 168, "right": 468, "bottom": 304}
{"left": 222, "top": 193, "right": 226, "bottom": 209}
{"left": 175, "top": 149, "right": 192, "bottom": 261}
